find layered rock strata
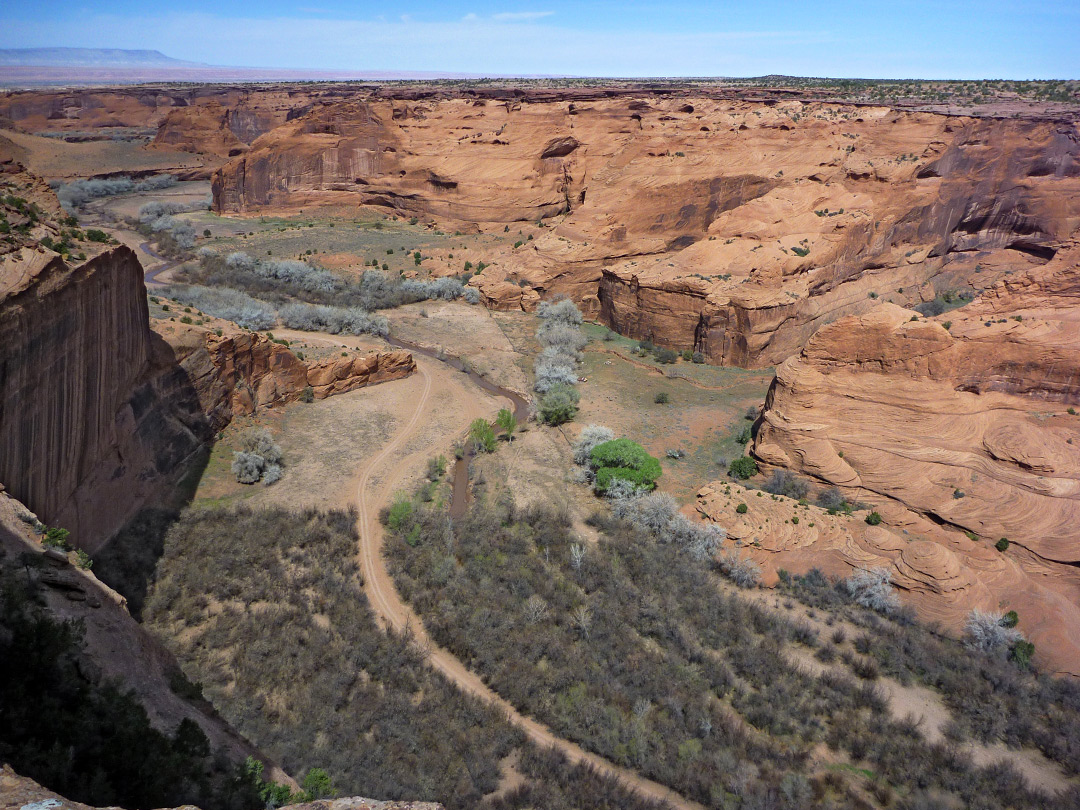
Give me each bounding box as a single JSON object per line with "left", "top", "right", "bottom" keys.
{"left": 729, "top": 241, "right": 1080, "bottom": 673}
{"left": 207, "top": 96, "right": 1079, "bottom": 366}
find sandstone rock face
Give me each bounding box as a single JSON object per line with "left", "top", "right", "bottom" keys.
{"left": 209, "top": 96, "right": 1080, "bottom": 367}
{"left": 0, "top": 85, "right": 360, "bottom": 141}
{"left": 151, "top": 100, "right": 249, "bottom": 158}
{"left": 164, "top": 321, "right": 416, "bottom": 429}
{"left": 0, "top": 239, "right": 164, "bottom": 552}
{"left": 744, "top": 241, "right": 1080, "bottom": 674}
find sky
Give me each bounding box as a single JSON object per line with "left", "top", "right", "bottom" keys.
{"left": 2, "top": 1, "right": 1078, "bottom": 79}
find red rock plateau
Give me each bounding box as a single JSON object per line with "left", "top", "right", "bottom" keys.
{"left": 0, "top": 154, "right": 414, "bottom": 551}
{"left": 713, "top": 240, "right": 1080, "bottom": 674}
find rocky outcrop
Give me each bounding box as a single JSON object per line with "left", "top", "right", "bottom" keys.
{"left": 209, "top": 97, "right": 1080, "bottom": 367}
{"left": 161, "top": 320, "right": 416, "bottom": 429}
{"left": 0, "top": 764, "right": 444, "bottom": 810}
{"left": 741, "top": 240, "right": 1080, "bottom": 674}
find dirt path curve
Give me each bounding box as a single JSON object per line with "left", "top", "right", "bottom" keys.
{"left": 354, "top": 357, "right": 703, "bottom": 810}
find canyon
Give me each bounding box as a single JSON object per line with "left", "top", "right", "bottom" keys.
{"left": 2, "top": 79, "right": 1080, "bottom": 806}
{"left": 202, "top": 95, "right": 1079, "bottom": 368}
{"left": 0, "top": 148, "right": 415, "bottom": 551}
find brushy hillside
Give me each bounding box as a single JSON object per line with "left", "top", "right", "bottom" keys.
{"left": 385, "top": 495, "right": 1080, "bottom": 810}
{"left": 134, "top": 503, "right": 665, "bottom": 810}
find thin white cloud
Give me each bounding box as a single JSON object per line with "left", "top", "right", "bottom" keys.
{"left": 0, "top": 10, "right": 1072, "bottom": 79}
{"left": 491, "top": 11, "right": 555, "bottom": 22}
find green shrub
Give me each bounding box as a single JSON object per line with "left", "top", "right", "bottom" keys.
{"left": 681, "top": 349, "right": 693, "bottom": 361}
{"left": 590, "top": 439, "right": 662, "bottom": 493}
{"left": 300, "top": 385, "right": 315, "bottom": 403}
{"left": 865, "top": 511, "right": 883, "bottom": 526}
{"left": 728, "top": 456, "right": 759, "bottom": 480}
{"left": 692, "top": 351, "right": 705, "bottom": 364}
{"left": 470, "top": 418, "right": 497, "bottom": 453}
{"left": 996, "top": 537, "right": 1010, "bottom": 552}
{"left": 1002, "top": 610, "right": 1019, "bottom": 629}
{"left": 43, "top": 527, "right": 70, "bottom": 549}
{"left": 736, "top": 503, "right": 748, "bottom": 514}
{"left": 654, "top": 391, "right": 670, "bottom": 404}
{"left": 1011, "top": 640, "right": 1035, "bottom": 670}
{"left": 654, "top": 347, "right": 678, "bottom": 364}
{"left": 538, "top": 384, "right": 580, "bottom": 426}
{"left": 386, "top": 495, "right": 413, "bottom": 531}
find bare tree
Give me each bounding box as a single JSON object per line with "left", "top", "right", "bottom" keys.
{"left": 570, "top": 604, "right": 592, "bottom": 639}
{"left": 964, "top": 609, "right": 1022, "bottom": 653}
{"left": 717, "top": 551, "right": 762, "bottom": 588}
{"left": 569, "top": 543, "right": 587, "bottom": 571}
{"left": 842, "top": 567, "right": 900, "bottom": 614}
{"left": 523, "top": 594, "right": 550, "bottom": 625}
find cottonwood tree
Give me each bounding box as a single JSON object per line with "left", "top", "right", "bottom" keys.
{"left": 496, "top": 408, "right": 517, "bottom": 441}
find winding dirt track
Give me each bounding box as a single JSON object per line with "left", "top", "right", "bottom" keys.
{"left": 355, "top": 356, "right": 702, "bottom": 810}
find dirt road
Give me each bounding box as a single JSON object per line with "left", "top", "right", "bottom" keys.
{"left": 354, "top": 356, "right": 702, "bottom": 810}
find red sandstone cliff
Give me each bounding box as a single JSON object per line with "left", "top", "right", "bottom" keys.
{"left": 207, "top": 97, "right": 1080, "bottom": 367}
{"left": 735, "top": 241, "right": 1080, "bottom": 673}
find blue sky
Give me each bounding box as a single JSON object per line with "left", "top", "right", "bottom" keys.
{"left": 3, "top": 1, "right": 1077, "bottom": 78}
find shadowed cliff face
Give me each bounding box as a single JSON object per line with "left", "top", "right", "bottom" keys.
{"left": 743, "top": 241, "right": 1080, "bottom": 674}
{"left": 207, "top": 97, "right": 1080, "bottom": 367}
{"left": 0, "top": 244, "right": 415, "bottom": 551}
{"left": 0, "top": 244, "right": 179, "bottom": 549}
{"left": 0, "top": 160, "right": 415, "bottom": 550}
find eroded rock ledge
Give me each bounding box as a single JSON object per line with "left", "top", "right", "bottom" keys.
{"left": 719, "top": 241, "right": 1080, "bottom": 674}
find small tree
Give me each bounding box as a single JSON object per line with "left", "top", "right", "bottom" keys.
{"left": 843, "top": 567, "right": 899, "bottom": 614}
{"left": 538, "top": 384, "right": 579, "bottom": 425}
{"left": 717, "top": 551, "right": 762, "bottom": 588}
{"left": 43, "top": 527, "right": 71, "bottom": 549}
{"left": 496, "top": 408, "right": 517, "bottom": 441}
{"left": 964, "top": 609, "right": 1022, "bottom": 654}
{"left": 524, "top": 594, "right": 550, "bottom": 624}
{"left": 386, "top": 494, "right": 413, "bottom": 532}
{"left": 570, "top": 604, "right": 592, "bottom": 639}
{"left": 590, "top": 439, "right": 662, "bottom": 494}
{"left": 299, "top": 768, "right": 335, "bottom": 801}
{"left": 470, "top": 418, "right": 497, "bottom": 453}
